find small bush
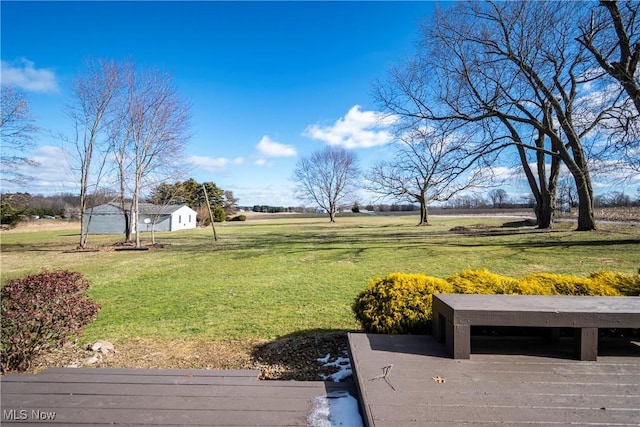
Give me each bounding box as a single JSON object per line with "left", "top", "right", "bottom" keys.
{"left": 1, "top": 270, "right": 100, "bottom": 372}
{"left": 589, "top": 271, "right": 640, "bottom": 296}
{"left": 446, "top": 269, "right": 524, "bottom": 294}
{"left": 352, "top": 273, "right": 454, "bottom": 334}
{"left": 213, "top": 206, "right": 226, "bottom": 222}
{"left": 229, "top": 214, "right": 247, "bottom": 222}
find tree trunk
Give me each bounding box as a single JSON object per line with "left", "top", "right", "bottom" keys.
{"left": 123, "top": 210, "right": 132, "bottom": 242}
{"left": 417, "top": 197, "right": 430, "bottom": 226}
{"left": 328, "top": 201, "right": 336, "bottom": 222}
{"left": 575, "top": 178, "right": 596, "bottom": 231}
{"left": 79, "top": 209, "right": 90, "bottom": 248}
{"left": 535, "top": 197, "right": 554, "bottom": 229}
{"left": 133, "top": 193, "right": 141, "bottom": 248}
{"left": 557, "top": 133, "right": 597, "bottom": 231}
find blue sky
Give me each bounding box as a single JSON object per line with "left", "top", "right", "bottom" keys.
{"left": 2, "top": 1, "right": 638, "bottom": 207}
{"left": 1, "top": 1, "right": 438, "bottom": 206}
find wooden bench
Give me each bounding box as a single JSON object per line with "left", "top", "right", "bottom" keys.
{"left": 432, "top": 294, "right": 640, "bottom": 361}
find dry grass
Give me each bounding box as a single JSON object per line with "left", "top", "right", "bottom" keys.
{"left": 1, "top": 219, "right": 80, "bottom": 233}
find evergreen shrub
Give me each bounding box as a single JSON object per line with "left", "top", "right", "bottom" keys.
{"left": 1, "top": 270, "right": 100, "bottom": 372}
{"left": 352, "top": 273, "right": 454, "bottom": 334}
{"left": 589, "top": 271, "right": 640, "bottom": 296}
{"left": 212, "top": 206, "right": 226, "bottom": 222}
{"left": 353, "top": 269, "right": 638, "bottom": 334}
{"left": 446, "top": 269, "right": 527, "bottom": 294}
{"left": 521, "top": 273, "right": 621, "bottom": 296}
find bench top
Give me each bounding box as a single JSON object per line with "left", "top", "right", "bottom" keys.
{"left": 433, "top": 294, "right": 640, "bottom": 314}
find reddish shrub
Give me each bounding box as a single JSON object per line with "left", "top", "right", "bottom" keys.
{"left": 1, "top": 270, "right": 100, "bottom": 372}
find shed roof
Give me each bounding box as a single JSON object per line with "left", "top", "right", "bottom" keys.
{"left": 90, "top": 203, "right": 194, "bottom": 215}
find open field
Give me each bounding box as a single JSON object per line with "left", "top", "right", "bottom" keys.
{"left": 1, "top": 213, "right": 639, "bottom": 374}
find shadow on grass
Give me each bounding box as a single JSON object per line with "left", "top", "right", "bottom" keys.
{"left": 6, "top": 220, "right": 639, "bottom": 256}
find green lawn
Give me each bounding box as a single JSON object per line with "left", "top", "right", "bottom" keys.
{"left": 1, "top": 214, "right": 638, "bottom": 344}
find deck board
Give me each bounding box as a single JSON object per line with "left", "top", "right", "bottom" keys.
{"left": 1, "top": 368, "right": 355, "bottom": 426}
{"left": 348, "top": 333, "right": 640, "bottom": 427}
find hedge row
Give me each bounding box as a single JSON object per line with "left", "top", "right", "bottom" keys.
{"left": 352, "top": 270, "right": 640, "bottom": 334}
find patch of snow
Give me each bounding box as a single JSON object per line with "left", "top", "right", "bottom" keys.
{"left": 317, "top": 353, "right": 332, "bottom": 364}
{"left": 307, "top": 391, "right": 364, "bottom": 427}
{"left": 317, "top": 353, "right": 353, "bottom": 382}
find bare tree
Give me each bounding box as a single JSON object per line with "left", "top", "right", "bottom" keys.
{"left": 577, "top": 0, "right": 640, "bottom": 172}
{"left": 0, "top": 86, "right": 39, "bottom": 185}
{"left": 293, "top": 146, "right": 359, "bottom": 222}
{"left": 366, "top": 124, "right": 487, "bottom": 225}
{"left": 488, "top": 189, "right": 509, "bottom": 209}
{"left": 66, "top": 59, "right": 123, "bottom": 248}
{"left": 557, "top": 171, "right": 579, "bottom": 212}
{"left": 118, "top": 65, "right": 191, "bottom": 248}
{"left": 376, "top": 1, "right": 622, "bottom": 231}
{"left": 578, "top": 0, "right": 640, "bottom": 113}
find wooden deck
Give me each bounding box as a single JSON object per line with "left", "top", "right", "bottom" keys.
{"left": 348, "top": 333, "right": 640, "bottom": 427}
{"left": 1, "top": 367, "right": 355, "bottom": 426}
{"left": 3, "top": 334, "right": 639, "bottom": 426}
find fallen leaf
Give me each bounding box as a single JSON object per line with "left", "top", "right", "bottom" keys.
{"left": 432, "top": 375, "right": 446, "bottom": 384}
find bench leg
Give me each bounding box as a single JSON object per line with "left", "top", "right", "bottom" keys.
{"left": 576, "top": 328, "right": 598, "bottom": 361}
{"left": 450, "top": 323, "right": 470, "bottom": 359}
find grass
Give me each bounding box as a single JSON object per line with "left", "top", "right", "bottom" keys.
{"left": 1, "top": 214, "right": 639, "bottom": 345}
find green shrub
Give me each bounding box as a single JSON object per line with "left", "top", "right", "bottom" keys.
{"left": 0, "top": 200, "right": 23, "bottom": 228}
{"left": 1, "top": 270, "right": 100, "bottom": 372}
{"left": 589, "top": 271, "right": 640, "bottom": 296}
{"left": 212, "top": 206, "right": 226, "bottom": 222}
{"left": 446, "top": 269, "right": 524, "bottom": 294}
{"left": 521, "top": 273, "right": 621, "bottom": 296}
{"left": 352, "top": 273, "right": 454, "bottom": 334}
{"left": 353, "top": 269, "right": 636, "bottom": 335}
{"left": 229, "top": 214, "right": 247, "bottom": 222}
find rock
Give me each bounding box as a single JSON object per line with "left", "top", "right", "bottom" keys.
{"left": 82, "top": 355, "right": 101, "bottom": 365}
{"left": 98, "top": 341, "right": 115, "bottom": 354}
{"left": 90, "top": 340, "right": 115, "bottom": 355}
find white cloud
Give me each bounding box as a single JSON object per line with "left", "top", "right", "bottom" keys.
{"left": 487, "top": 166, "right": 523, "bottom": 181}
{"left": 256, "top": 135, "right": 297, "bottom": 157}
{"left": 187, "top": 155, "right": 244, "bottom": 173}
{"left": 229, "top": 182, "right": 300, "bottom": 207}
{"left": 303, "top": 105, "right": 398, "bottom": 149}
{"left": 1, "top": 58, "right": 59, "bottom": 93}
{"left": 1, "top": 145, "right": 77, "bottom": 194}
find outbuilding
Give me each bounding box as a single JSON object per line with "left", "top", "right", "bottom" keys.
{"left": 83, "top": 202, "right": 197, "bottom": 235}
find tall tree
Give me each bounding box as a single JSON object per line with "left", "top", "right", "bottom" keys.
{"left": 293, "top": 146, "right": 360, "bottom": 222}
{"left": 377, "top": 1, "right": 622, "bottom": 230}
{"left": 488, "top": 189, "right": 509, "bottom": 209}
{"left": 366, "top": 124, "right": 488, "bottom": 225}
{"left": 578, "top": 0, "right": 640, "bottom": 113}
{"left": 114, "top": 64, "right": 191, "bottom": 247}
{"left": 577, "top": 0, "right": 640, "bottom": 172}
{"left": 0, "top": 86, "right": 39, "bottom": 185}
{"left": 66, "top": 59, "right": 123, "bottom": 248}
